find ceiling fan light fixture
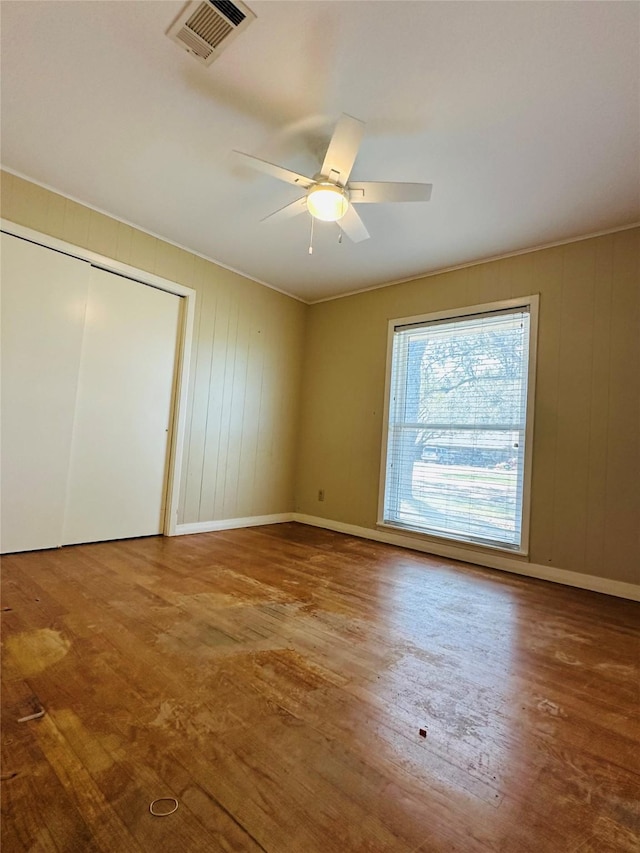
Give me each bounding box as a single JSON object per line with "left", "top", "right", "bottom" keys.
{"left": 306, "top": 184, "right": 349, "bottom": 222}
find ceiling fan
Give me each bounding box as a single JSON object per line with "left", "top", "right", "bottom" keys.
{"left": 234, "top": 114, "right": 433, "bottom": 244}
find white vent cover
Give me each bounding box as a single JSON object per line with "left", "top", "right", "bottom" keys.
{"left": 167, "top": 0, "right": 256, "bottom": 66}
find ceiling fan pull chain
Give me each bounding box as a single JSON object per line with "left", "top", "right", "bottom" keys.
{"left": 309, "top": 216, "right": 314, "bottom": 255}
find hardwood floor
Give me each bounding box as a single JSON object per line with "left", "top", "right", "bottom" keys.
{"left": 1, "top": 522, "right": 639, "bottom": 852}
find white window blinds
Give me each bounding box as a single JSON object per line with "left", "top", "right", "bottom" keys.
{"left": 382, "top": 305, "right": 533, "bottom": 550}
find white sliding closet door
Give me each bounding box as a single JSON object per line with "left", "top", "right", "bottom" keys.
{"left": 62, "top": 267, "right": 180, "bottom": 545}
{"left": 1, "top": 233, "right": 89, "bottom": 553}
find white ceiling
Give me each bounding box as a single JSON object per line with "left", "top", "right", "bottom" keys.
{"left": 1, "top": 1, "right": 638, "bottom": 303}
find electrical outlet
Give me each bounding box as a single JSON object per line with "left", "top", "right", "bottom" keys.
{"left": 318, "top": 489, "right": 325, "bottom": 502}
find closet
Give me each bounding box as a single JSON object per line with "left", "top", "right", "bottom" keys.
{"left": 1, "top": 231, "right": 181, "bottom": 553}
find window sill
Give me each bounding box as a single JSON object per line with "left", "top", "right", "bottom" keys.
{"left": 376, "top": 520, "right": 529, "bottom": 558}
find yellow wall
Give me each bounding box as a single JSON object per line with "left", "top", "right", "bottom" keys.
{"left": 295, "top": 228, "right": 640, "bottom": 585}
{"left": 1, "top": 171, "right": 307, "bottom": 525}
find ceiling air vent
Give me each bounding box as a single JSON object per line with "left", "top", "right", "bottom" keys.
{"left": 167, "top": 0, "right": 256, "bottom": 66}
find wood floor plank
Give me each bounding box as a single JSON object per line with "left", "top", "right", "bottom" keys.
{"left": 2, "top": 522, "right": 639, "bottom": 851}
{"left": 1, "top": 677, "right": 103, "bottom": 852}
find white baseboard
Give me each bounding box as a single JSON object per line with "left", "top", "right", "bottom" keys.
{"left": 292, "top": 513, "right": 640, "bottom": 602}
{"left": 174, "top": 513, "right": 294, "bottom": 536}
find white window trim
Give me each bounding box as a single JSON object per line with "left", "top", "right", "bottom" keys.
{"left": 377, "top": 296, "right": 539, "bottom": 557}
{"left": 1, "top": 218, "right": 196, "bottom": 537}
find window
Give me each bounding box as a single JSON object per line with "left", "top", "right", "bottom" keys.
{"left": 379, "top": 298, "right": 537, "bottom": 552}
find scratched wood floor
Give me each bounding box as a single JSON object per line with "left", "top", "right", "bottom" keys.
{"left": 1, "top": 523, "right": 639, "bottom": 852}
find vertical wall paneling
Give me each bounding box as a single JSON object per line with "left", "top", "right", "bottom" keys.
{"left": 238, "top": 310, "right": 266, "bottom": 517}
{"left": 528, "top": 247, "right": 563, "bottom": 565}
{"left": 62, "top": 199, "right": 91, "bottom": 250}
{"left": 199, "top": 283, "right": 232, "bottom": 521}
{"left": 604, "top": 230, "right": 639, "bottom": 583}
{"left": 551, "top": 242, "right": 596, "bottom": 573}
{"left": 182, "top": 269, "right": 219, "bottom": 523}
{"left": 217, "top": 299, "right": 242, "bottom": 520}
{"left": 87, "top": 210, "right": 119, "bottom": 259}
{"left": 583, "top": 236, "right": 614, "bottom": 575}
{"left": 224, "top": 303, "right": 250, "bottom": 520}
{"left": 114, "top": 222, "right": 135, "bottom": 266}
{"left": 127, "top": 229, "right": 158, "bottom": 277}
{"left": 251, "top": 320, "right": 278, "bottom": 514}
{"left": 202, "top": 285, "right": 228, "bottom": 519}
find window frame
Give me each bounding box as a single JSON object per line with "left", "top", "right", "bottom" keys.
{"left": 377, "top": 296, "right": 539, "bottom": 556}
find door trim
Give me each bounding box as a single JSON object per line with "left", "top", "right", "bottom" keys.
{"left": 1, "top": 219, "right": 195, "bottom": 537}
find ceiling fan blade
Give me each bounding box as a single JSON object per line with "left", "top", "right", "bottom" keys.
{"left": 320, "top": 114, "right": 365, "bottom": 185}
{"left": 261, "top": 197, "right": 308, "bottom": 223}
{"left": 339, "top": 205, "right": 370, "bottom": 243}
{"left": 234, "top": 151, "right": 314, "bottom": 189}
{"left": 349, "top": 181, "right": 433, "bottom": 204}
